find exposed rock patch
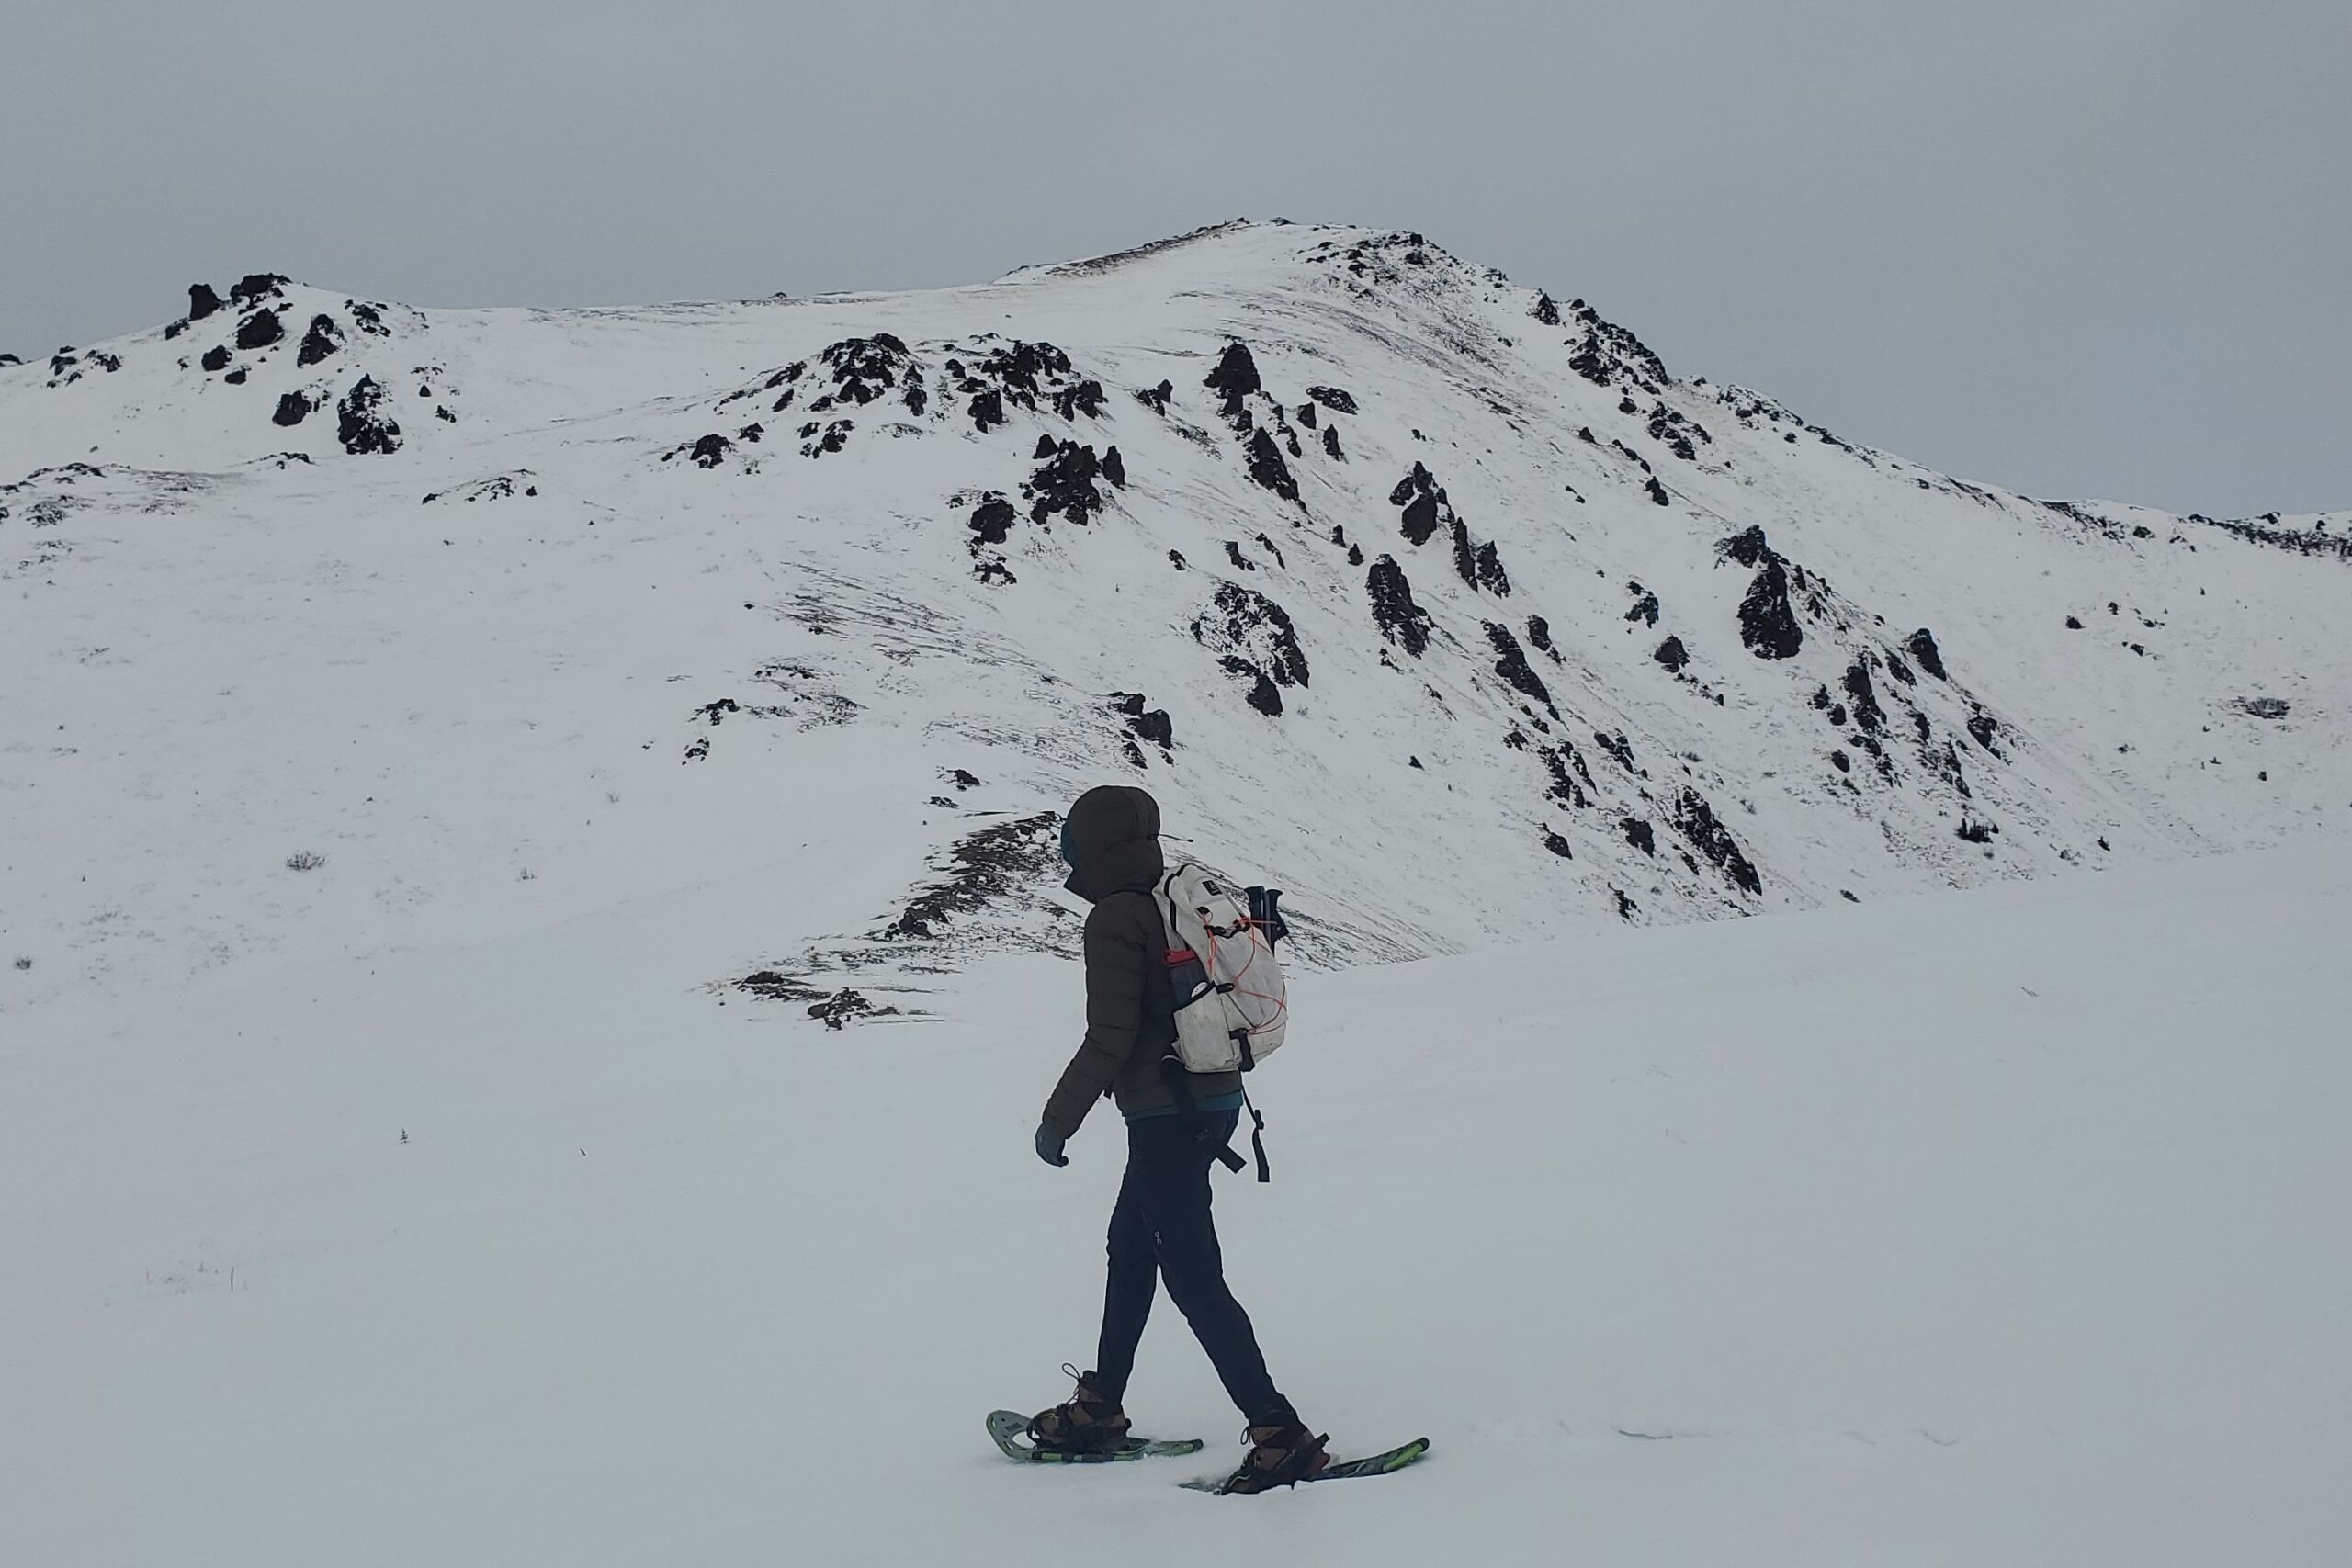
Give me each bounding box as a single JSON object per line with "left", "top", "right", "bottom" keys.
{"left": 1194, "top": 582, "right": 1310, "bottom": 689}
{"left": 1110, "top": 693, "right": 1176, "bottom": 764}
{"left": 1204, "top": 341, "right": 1261, "bottom": 417}
{"left": 1671, "top": 788, "right": 1760, "bottom": 894}
{"left": 1563, "top": 297, "right": 1669, "bottom": 389}
{"left": 334, "top": 376, "right": 403, "bottom": 455}
{"left": 296, "top": 314, "right": 342, "bottom": 367}
{"left": 234, "top": 308, "right": 284, "bottom": 350}
{"left": 1367, "top": 555, "right": 1433, "bottom": 656}
{"left": 1023, "top": 440, "right": 1108, "bottom": 525}
{"left": 1389, "top": 462, "right": 1455, "bottom": 547}
{"left": 1905, "top": 627, "right": 1948, "bottom": 680}
{"left": 1718, "top": 525, "right": 1803, "bottom": 660}
{"left": 1244, "top": 428, "right": 1299, "bottom": 502}
{"left": 1484, "top": 622, "right": 1556, "bottom": 714}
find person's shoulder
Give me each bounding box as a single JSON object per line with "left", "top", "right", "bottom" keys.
{"left": 1084, "top": 888, "right": 1158, "bottom": 938}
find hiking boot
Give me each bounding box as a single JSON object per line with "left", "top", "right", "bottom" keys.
{"left": 1026, "top": 1365, "right": 1132, "bottom": 1454}
{"left": 1220, "top": 1416, "right": 1330, "bottom": 1494}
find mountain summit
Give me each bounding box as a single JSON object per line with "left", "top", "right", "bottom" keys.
{"left": 4, "top": 220, "right": 2345, "bottom": 1010}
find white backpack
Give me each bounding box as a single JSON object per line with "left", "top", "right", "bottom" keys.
{"left": 1153, "top": 862, "right": 1289, "bottom": 1074}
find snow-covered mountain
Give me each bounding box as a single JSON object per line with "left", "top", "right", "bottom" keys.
{"left": 4, "top": 220, "right": 2346, "bottom": 1015}
{"left": 7, "top": 224, "right": 2348, "bottom": 1567}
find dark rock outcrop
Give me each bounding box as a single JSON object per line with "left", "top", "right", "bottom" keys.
{"left": 1671, "top": 788, "right": 1760, "bottom": 894}
{"left": 334, "top": 376, "right": 403, "bottom": 455}
{"left": 1474, "top": 540, "right": 1510, "bottom": 595}
{"left": 1110, "top": 693, "right": 1175, "bottom": 761}
{"left": 1218, "top": 656, "right": 1284, "bottom": 716}
{"left": 1484, "top": 622, "right": 1555, "bottom": 713}
{"left": 1905, "top": 627, "right": 1948, "bottom": 680}
{"left": 296, "top": 314, "right": 342, "bottom": 367}
{"left": 1051, "top": 378, "right": 1107, "bottom": 420}
{"left": 814, "top": 334, "right": 927, "bottom": 417}
{"left": 1023, "top": 440, "right": 1108, "bottom": 525}
{"left": 188, "top": 283, "right": 224, "bottom": 321}
{"left": 1390, "top": 462, "right": 1452, "bottom": 546}
{"left": 1197, "top": 581, "right": 1310, "bottom": 689}
{"left": 1842, "top": 660, "right": 1885, "bottom": 733}
{"left": 234, "top": 308, "right": 284, "bottom": 350}
{"left": 967, "top": 493, "right": 1016, "bottom": 544}
{"left": 1367, "top": 556, "right": 1432, "bottom": 657}
{"left": 1718, "top": 525, "right": 1803, "bottom": 660}
{"left": 272, "top": 390, "right": 313, "bottom": 427}
{"left": 1204, "top": 342, "right": 1261, "bottom": 416}
{"left": 1244, "top": 428, "right": 1299, "bottom": 502}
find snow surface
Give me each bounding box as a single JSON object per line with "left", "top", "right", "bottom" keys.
{"left": 6, "top": 221, "right": 2349, "bottom": 1562}
{"left": 6, "top": 844, "right": 2347, "bottom": 1565}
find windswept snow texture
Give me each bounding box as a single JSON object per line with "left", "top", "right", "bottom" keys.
{"left": 4, "top": 223, "right": 2350, "bottom": 1002}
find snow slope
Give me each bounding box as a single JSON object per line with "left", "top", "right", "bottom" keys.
{"left": 5, "top": 222, "right": 2348, "bottom": 1017}
{"left": 6, "top": 841, "right": 2346, "bottom": 1566}
{"left": 6, "top": 229, "right": 2348, "bottom": 1560}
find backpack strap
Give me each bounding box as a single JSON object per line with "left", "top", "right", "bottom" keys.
{"left": 1158, "top": 1055, "right": 1248, "bottom": 1176}
{"left": 1242, "top": 1083, "right": 1271, "bottom": 1184}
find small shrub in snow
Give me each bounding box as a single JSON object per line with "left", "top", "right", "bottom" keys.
{"left": 285, "top": 851, "right": 327, "bottom": 872}
{"left": 11, "top": 956, "right": 29, "bottom": 971}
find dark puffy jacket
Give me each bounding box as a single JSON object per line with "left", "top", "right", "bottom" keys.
{"left": 1041, "top": 784, "right": 1242, "bottom": 1136}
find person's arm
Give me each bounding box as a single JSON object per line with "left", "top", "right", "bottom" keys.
{"left": 1040, "top": 896, "right": 1149, "bottom": 1138}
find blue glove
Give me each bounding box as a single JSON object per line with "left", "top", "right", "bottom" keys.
{"left": 1035, "top": 1123, "right": 1069, "bottom": 1168}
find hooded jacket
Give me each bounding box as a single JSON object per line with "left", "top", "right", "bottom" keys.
{"left": 1041, "top": 784, "right": 1242, "bottom": 1137}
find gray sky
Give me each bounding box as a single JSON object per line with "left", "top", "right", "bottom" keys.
{"left": 6, "top": 0, "right": 2346, "bottom": 516}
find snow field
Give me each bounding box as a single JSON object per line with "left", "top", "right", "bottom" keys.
{"left": 6, "top": 842, "right": 2346, "bottom": 1565}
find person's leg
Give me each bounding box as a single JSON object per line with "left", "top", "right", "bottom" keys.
{"left": 1090, "top": 1127, "right": 1159, "bottom": 1405}
{"left": 1133, "top": 1111, "right": 1289, "bottom": 1425}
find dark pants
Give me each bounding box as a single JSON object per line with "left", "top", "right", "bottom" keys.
{"left": 1092, "top": 1110, "right": 1289, "bottom": 1426}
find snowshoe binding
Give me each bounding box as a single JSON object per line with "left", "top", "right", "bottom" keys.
{"left": 1216, "top": 1416, "right": 1331, "bottom": 1495}
{"left": 1025, "top": 1365, "right": 1133, "bottom": 1456}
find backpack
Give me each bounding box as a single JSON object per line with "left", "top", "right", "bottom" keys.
{"left": 1151, "top": 861, "right": 1290, "bottom": 1179}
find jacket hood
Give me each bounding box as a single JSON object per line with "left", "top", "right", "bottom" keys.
{"left": 1061, "top": 784, "right": 1164, "bottom": 903}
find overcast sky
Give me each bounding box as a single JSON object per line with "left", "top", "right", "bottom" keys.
{"left": 6, "top": 1, "right": 2345, "bottom": 516}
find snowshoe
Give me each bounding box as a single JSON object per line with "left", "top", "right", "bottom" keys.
{"left": 1216, "top": 1419, "right": 1330, "bottom": 1494}
{"left": 1024, "top": 1365, "right": 1132, "bottom": 1455}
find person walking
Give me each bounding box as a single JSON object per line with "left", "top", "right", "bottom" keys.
{"left": 1026, "top": 784, "right": 1328, "bottom": 1493}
